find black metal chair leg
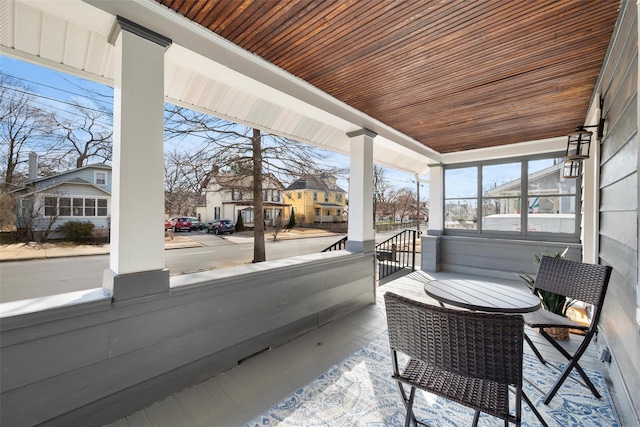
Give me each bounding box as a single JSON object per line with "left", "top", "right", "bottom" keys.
{"left": 394, "top": 380, "right": 419, "bottom": 427}
{"left": 543, "top": 356, "right": 601, "bottom": 404}
{"left": 514, "top": 387, "right": 522, "bottom": 427}
{"left": 539, "top": 330, "right": 601, "bottom": 401}
{"left": 524, "top": 333, "right": 547, "bottom": 364}
{"left": 404, "top": 386, "right": 416, "bottom": 427}
{"left": 471, "top": 409, "right": 480, "bottom": 427}
{"left": 522, "top": 391, "right": 548, "bottom": 427}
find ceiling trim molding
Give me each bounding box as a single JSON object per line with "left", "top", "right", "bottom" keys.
{"left": 347, "top": 129, "right": 378, "bottom": 139}
{"left": 441, "top": 137, "right": 566, "bottom": 165}
{"left": 108, "top": 15, "right": 172, "bottom": 48}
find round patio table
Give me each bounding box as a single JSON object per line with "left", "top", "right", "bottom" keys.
{"left": 424, "top": 278, "right": 541, "bottom": 313}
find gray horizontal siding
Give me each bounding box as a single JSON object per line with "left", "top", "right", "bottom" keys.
{"left": 595, "top": 1, "right": 640, "bottom": 424}
{"left": 423, "top": 235, "right": 581, "bottom": 279}
{"left": 51, "top": 183, "right": 110, "bottom": 197}
{"left": 599, "top": 235, "right": 637, "bottom": 289}
{"left": 34, "top": 168, "right": 112, "bottom": 193}
{"left": 599, "top": 211, "right": 637, "bottom": 250}
{"left": 0, "top": 251, "right": 375, "bottom": 426}
{"left": 600, "top": 131, "right": 637, "bottom": 186}
{"left": 600, "top": 173, "right": 637, "bottom": 211}
{"left": 601, "top": 93, "right": 637, "bottom": 163}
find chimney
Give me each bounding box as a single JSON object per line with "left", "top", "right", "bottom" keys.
{"left": 327, "top": 176, "right": 337, "bottom": 188}
{"left": 28, "top": 152, "right": 38, "bottom": 180}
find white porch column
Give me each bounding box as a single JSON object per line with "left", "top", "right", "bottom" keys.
{"left": 427, "top": 164, "right": 444, "bottom": 235}
{"left": 103, "top": 17, "right": 171, "bottom": 301}
{"left": 582, "top": 98, "right": 602, "bottom": 264}
{"left": 346, "top": 129, "right": 376, "bottom": 252}
{"left": 422, "top": 164, "right": 443, "bottom": 272}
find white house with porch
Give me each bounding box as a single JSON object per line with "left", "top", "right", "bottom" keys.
{"left": 10, "top": 158, "right": 112, "bottom": 239}
{"left": 203, "top": 172, "right": 289, "bottom": 227}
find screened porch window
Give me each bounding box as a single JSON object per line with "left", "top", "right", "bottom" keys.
{"left": 43, "top": 197, "right": 108, "bottom": 217}
{"left": 444, "top": 154, "right": 579, "bottom": 240}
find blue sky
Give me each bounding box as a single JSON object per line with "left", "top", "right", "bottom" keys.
{"left": 1, "top": 56, "right": 112, "bottom": 109}
{"left": 2, "top": 55, "right": 422, "bottom": 196}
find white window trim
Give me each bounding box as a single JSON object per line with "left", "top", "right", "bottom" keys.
{"left": 443, "top": 152, "right": 580, "bottom": 241}
{"left": 43, "top": 196, "right": 109, "bottom": 218}
{"left": 94, "top": 171, "right": 107, "bottom": 185}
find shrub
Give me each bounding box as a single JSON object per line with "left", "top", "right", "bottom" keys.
{"left": 235, "top": 212, "right": 245, "bottom": 231}
{"left": 271, "top": 217, "right": 283, "bottom": 241}
{"left": 58, "top": 221, "right": 95, "bottom": 242}
{"left": 91, "top": 226, "right": 108, "bottom": 245}
{"left": 287, "top": 208, "right": 296, "bottom": 229}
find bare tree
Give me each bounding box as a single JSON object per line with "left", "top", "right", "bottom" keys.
{"left": 380, "top": 187, "right": 412, "bottom": 222}
{"left": 164, "top": 148, "right": 208, "bottom": 216}
{"left": 271, "top": 216, "right": 284, "bottom": 241}
{"left": 0, "top": 73, "right": 56, "bottom": 189}
{"left": 373, "top": 165, "right": 393, "bottom": 221}
{"left": 394, "top": 188, "right": 416, "bottom": 222}
{"left": 0, "top": 192, "right": 16, "bottom": 231}
{"left": 14, "top": 187, "right": 64, "bottom": 242}
{"left": 164, "top": 104, "right": 344, "bottom": 263}
{"left": 252, "top": 128, "right": 266, "bottom": 261}
{"left": 52, "top": 99, "right": 112, "bottom": 168}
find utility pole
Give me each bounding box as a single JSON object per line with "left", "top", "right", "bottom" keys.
{"left": 414, "top": 173, "right": 431, "bottom": 232}
{"left": 415, "top": 174, "right": 420, "bottom": 231}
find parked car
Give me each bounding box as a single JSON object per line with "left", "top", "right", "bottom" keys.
{"left": 168, "top": 217, "right": 192, "bottom": 232}
{"left": 187, "top": 217, "right": 205, "bottom": 230}
{"left": 164, "top": 219, "right": 172, "bottom": 230}
{"left": 206, "top": 219, "right": 235, "bottom": 235}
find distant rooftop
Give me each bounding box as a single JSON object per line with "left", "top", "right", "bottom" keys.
{"left": 286, "top": 176, "right": 345, "bottom": 193}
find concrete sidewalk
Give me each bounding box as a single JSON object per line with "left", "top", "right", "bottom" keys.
{"left": 0, "top": 228, "right": 345, "bottom": 262}
{"left": 0, "top": 236, "right": 203, "bottom": 262}
{"left": 226, "top": 227, "right": 344, "bottom": 243}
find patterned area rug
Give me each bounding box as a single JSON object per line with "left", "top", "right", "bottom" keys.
{"left": 245, "top": 332, "right": 619, "bottom": 427}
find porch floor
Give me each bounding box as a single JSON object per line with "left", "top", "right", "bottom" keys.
{"left": 107, "top": 270, "right": 612, "bottom": 427}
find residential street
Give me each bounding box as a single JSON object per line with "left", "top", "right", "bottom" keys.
{"left": 0, "top": 233, "right": 344, "bottom": 303}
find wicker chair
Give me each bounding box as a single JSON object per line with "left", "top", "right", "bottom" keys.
{"left": 522, "top": 256, "right": 612, "bottom": 404}
{"left": 384, "top": 292, "right": 547, "bottom": 427}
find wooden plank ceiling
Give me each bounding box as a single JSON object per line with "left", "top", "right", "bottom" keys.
{"left": 156, "top": 0, "right": 619, "bottom": 154}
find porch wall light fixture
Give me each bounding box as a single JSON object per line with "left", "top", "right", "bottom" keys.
{"left": 563, "top": 112, "right": 605, "bottom": 178}
{"left": 565, "top": 127, "right": 593, "bottom": 161}
{"left": 563, "top": 159, "right": 583, "bottom": 179}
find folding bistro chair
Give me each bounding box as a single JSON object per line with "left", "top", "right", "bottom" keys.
{"left": 522, "top": 256, "right": 612, "bottom": 404}
{"left": 384, "top": 292, "right": 547, "bottom": 427}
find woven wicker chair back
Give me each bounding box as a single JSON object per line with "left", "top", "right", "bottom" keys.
{"left": 384, "top": 292, "right": 523, "bottom": 386}
{"left": 535, "top": 256, "right": 612, "bottom": 306}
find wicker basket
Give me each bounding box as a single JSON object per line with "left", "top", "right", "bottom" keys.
{"left": 543, "top": 327, "right": 570, "bottom": 341}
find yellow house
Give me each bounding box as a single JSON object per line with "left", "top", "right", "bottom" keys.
{"left": 284, "top": 176, "right": 346, "bottom": 224}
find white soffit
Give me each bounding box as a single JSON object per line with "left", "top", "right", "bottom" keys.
{"left": 1, "top": 0, "right": 115, "bottom": 82}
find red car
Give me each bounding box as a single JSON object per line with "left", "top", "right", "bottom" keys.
{"left": 166, "top": 217, "right": 192, "bottom": 232}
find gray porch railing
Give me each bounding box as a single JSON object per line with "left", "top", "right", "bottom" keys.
{"left": 322, "top": 230, "right": 420, "bottom": 280}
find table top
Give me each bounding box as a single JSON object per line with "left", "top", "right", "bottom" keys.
{"left": 424, "top": 278, "right": 541, "bottom": 313}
